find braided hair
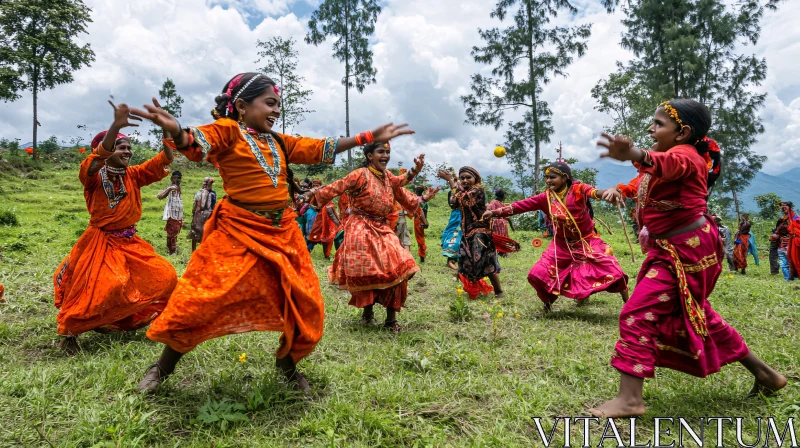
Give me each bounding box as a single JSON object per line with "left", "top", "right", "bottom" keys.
{"left": 662, "top": 99, "right": 720, "bottom": 190}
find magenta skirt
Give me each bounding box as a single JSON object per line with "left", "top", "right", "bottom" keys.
{"left": 527, "top": 234, "right": 628, "bottom": 304}
{"left": 611, "top": 219, "right": 749, "bottom": 378}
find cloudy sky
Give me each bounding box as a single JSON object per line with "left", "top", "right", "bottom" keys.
{"left": 1, "top": 0, "right": 798, "bottom": 175}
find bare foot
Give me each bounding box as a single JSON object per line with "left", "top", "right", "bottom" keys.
{"left": 447, "top": 259, "right": 458, "bottom": 270}
{"left": 748, "top": 372, "right": 788, "bottom": 397}
{"left": 495, "top": 291, "right": 505, "bottom": 299}
{"left": 588, "top": 397, "right": 646, "bottom": 418}
{"left": 621, "top": 290, "right": 629, "bottom": 303}
{"left": 58, "top": 336, "right": 80, "bottom": 355}
{"left": 542, "top": 303, "right": 552, "bottom": 314}
{"left": 137, "top": 364, "right": 169, "bottom": 394}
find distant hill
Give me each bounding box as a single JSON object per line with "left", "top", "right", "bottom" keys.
{"left": 573, "top": 159, "right": 800, "bottom": 213}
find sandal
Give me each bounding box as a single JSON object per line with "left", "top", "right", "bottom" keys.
{"left": 383, "top": 321, "right": 405, "bottom": 333}
{"left": 137, "top": 363, "right": 170, "bottom": 394}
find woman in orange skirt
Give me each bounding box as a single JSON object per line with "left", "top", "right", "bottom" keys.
{"left": 131, "top": 72, "right": 415, "bottom": 392}
{"left": 53, "top": 101, "right": 177, "bottom": 353}
{"left": 310, "top": 143, "right": 436, "bottom": 331}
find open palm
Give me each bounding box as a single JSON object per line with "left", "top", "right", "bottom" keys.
{"left": 129, "top": 98, "right": 181, "bottom": 135}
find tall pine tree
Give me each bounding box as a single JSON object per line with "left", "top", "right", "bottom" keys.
{"left": 595, "top": 0, "right": 782, "bottom": 208}
{"left": 0, "top": 0, "right": 95, "bottom": 158}
{"left": 256, "top": 37, "right": 314, "bottom": 135}
{"left": 306, "top": 0, "right": 381, "bottom": 168}
{"left": 462, "top": 0, "right": 591, "bottom": 193}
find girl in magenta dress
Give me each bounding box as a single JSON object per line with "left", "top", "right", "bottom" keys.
{"left": 484, "top": 162, "right": 629, "bottom": 311}
{"left": 589, "top": 99, "right": 786, "bottom": 418}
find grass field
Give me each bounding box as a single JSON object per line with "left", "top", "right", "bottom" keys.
{"left": 0, "top": 153, "right": 798, "bottom": 447}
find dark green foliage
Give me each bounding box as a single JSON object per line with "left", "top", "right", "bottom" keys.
{"left": 306, "top": 0, "right": 381, "bottom": 168}
{"left": 0, "top": 210, "right": 19, "bottom": 226}
{"left": 754, "top": 192, "right": 782, "bottom": 220}
{"left": 256, "top": 37, "right": 314, "bottom": 135}
{"left": 39, "top": 135, "right": 60, "bottom": 155}
{"left": 0, "top": 0, "right": 95, "bottom": 155}
{"left": 462, "top": 0, "right": 592, "bottom": 194}
{"left": 596, "top": 0, "right": 783, "bottom": 208}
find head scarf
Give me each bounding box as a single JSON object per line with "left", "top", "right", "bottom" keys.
{"left": 91, "top": 131, "right": 129, "bottom": 150}
{"left": 311, "top": 179, "right": 323, "bottom": 187}
{"left": 458, "top": 166, "right": 481, "bottom": 184}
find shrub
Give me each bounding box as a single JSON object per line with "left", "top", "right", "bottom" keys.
{"left": 0, "top": 210, "right": 19, "bottom": 226}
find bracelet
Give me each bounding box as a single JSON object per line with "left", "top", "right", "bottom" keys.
{"left": 354, "top": 131, "right": 375, "bottom": 146}
{"left": 641, "top": 149, "right": 653, "bottom": 167}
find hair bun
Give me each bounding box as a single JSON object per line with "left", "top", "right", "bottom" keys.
{"left": 214, "top": 93, "right": 231, "bottom": 104}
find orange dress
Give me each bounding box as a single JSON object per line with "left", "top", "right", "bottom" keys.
{"left": 146, "top": 118, "right": 338, "bottom": 362}
{"left": 53, "top": 149, "right": 177, "bottom": 336}
{"left": 317, "top": 168, "right": 421, "bottom": 310}
{"left": 307, "top": 203, "right": 342, "bottom": 244}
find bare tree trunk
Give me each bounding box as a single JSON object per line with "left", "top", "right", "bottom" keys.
{"left": 344, "top": 1, "right": 351, "bottom": 169}
{"left": 733, "top": 189, "right": 741, "bottom": 221}
{"left": 526, "top": 1, "right": 540, "bottom": 194}
{"left": 32, "top": 81, "right": 39, "bottom": 160}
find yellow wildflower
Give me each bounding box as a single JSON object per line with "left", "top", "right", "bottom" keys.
{"left": 514, "top": 313, "right": 520, "bottom": 318}
{"left": 457, "top": 287, "right": 464, "bottom": 296}
{"left": 238, "top": 353, "right": 247, "bottom": 363}
{"left": 497, "top": 312, "right": 504, "bottom": 318}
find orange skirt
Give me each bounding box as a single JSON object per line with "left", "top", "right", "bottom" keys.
{"left": 53, "top": 227, "right": 176, "bottom": 336}
{"left": 146, "top": 198, "right": 324, "bottom": 363}
{"left": 328, "top": 214, "right": 419, "bottom": 309}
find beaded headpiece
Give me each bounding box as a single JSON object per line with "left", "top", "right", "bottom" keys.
{"left": 545, "top": 167, "right": 569, "bottom": 179}
{"left": 659, "top": 101, "right": 685, "bottom": 131}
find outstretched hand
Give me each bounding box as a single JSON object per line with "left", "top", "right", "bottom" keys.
{"left": 437, "top": 169, "right": 453, "bottom": 182}
{"left": 421, "top": 186, "right": 440, "bottom": 202}
{"left": 372, "top": 123, "right": 415, "bottom": 143}
{"left": 597, "top": 133, "right": 641, "bottom": 162}
{"left": 130, "top": 98, "right": 181, "bottom": 135}
{"left": 602, "top": 189, "right": 622, "bottom": 205}
{"left": 109, "top": 101, "right": 142, "bottom": 130}
{"left": 481, "top": 210, "right": 494, "bottom": 221}
{"left": 412, "top": 154, "right": 425, "bottom": 173}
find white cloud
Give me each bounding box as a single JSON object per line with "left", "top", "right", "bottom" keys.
{"left": 1, "top": 0, "right": 798, "bottom": 179}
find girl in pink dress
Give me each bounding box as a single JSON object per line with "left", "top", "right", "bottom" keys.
{"left": 589, "top": 99, "right": 786, "bottom": 418}
{"left": 483, "top": 162, "right": 629, "bottom": 311}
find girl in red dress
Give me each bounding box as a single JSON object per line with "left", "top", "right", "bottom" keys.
{"left": 590, "top": 99, "right": 786, "bottom": 418}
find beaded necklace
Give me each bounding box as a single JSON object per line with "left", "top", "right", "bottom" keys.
{"left": 368, "top": 164, "right": 385, "bottom": 179}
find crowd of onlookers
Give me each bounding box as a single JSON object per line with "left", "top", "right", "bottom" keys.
{"left": 714, "top": 201, "right": 799, "bottom": 281}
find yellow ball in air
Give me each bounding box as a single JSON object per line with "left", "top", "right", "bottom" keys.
{"left": 494, "top": 146, "right": 506, "bottom": 158}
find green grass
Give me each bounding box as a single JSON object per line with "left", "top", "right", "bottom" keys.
{"left": 0, "top": 156, "right": 798, "bottom": 447}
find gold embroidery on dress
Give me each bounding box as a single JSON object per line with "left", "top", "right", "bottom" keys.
{"left": 658, "top": 293, "right": 670, "bottom": 302}
{"left": 626, "top": 316, "right": 636, "bottom": 325}
{"left": 655, "top": 340, "right": 700, "bottom": 359}
{"left": 685, "top": 236, "right": 701, "bottom": 248}
{"left": 633, "top": 364, "right": 645, "bottom": 374}
{"left": 645, "top": 312, "right": 655, "bottom": 321}
{"left": 701, "top": 223, "right": 711, "bottom": 233}
{"left": 646, "top": 269, "right": 659, "bottom": 279}
{"left": 639, "top": 335, "right": 649, "bottom": 344}
{"left": 683, "top": 253, "right": 718, "bottom": 273}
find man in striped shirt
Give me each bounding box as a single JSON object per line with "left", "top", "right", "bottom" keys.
{"left": 158, "top": 171, "right": 184, "bottom": 255}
